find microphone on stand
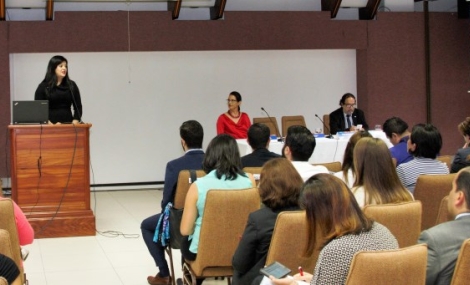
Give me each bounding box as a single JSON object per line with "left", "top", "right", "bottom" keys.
{"left": 315, "top": 114, "right": 333, "bottom": 139}
{"left": 261, "top": 107, "right": 283, "bottom": 142}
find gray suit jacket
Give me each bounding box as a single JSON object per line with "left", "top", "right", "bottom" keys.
{"left": 418, "top": 215, "right": 470, "bottom": 285}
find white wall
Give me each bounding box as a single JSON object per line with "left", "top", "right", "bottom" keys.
{"left": 10, "top": 50, "right": 356, "bottom": 186}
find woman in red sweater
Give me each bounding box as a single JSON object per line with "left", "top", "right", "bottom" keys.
{"left": 216, "top": 91, "right": 251, "bottom": 139}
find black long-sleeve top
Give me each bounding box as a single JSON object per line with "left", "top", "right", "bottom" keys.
{"left": 34, "top": 80, "right": 82, "bottom": 124}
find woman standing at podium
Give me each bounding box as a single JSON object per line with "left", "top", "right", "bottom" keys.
{"left": 34, "top": 55, "right": 83, "bottom": 124}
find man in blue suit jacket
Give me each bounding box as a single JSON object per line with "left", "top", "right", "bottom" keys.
{"left": 329, "top": 93, "right": 368, "bottom": 135}
{"left": 141, "top": 120, "right": 205, "bottom": 285}
{"left": 241, "top": 123, "right": 280, "bottom": 168}
{"left": 418, "top": 166, "right": 470, "bottom": 285}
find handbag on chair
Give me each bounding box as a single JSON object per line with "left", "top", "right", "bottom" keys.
{"left": 169, "top": 170, "right": 198, "bottom": 250}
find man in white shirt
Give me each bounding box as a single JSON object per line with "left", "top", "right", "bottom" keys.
{"left": 282, "top": 125, "right": 329, "bottom": 181}
{"left": 418, "top": 166, "right": 470, "bottom": 285}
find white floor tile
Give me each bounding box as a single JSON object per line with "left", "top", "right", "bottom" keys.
{"left": 22, "top": 189, "right": 226, "bottom": 285}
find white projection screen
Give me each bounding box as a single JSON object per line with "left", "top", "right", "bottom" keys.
{"left": 10, "top": 50, "right": 356, "bottom": 189}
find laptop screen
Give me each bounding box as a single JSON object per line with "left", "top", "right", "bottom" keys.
{"left": 12, "top": 100, "right": 49, "bottom": 125}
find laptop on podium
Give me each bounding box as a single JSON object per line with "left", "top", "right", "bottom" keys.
{"left": 12, "top": 100, "right": 49, "bottom": 125}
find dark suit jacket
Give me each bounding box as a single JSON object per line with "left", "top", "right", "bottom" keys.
{"left": 232, "top": 206, "right": 299, "bottom": 285}
{"left": 241, "top": 148, "right": 281, "bottom": 168}
{"left": 161, "top": 149, "right": 205, "bottom": 209}
{"left": 418, "top": 215, "right": 470, "bottom": 285}
{"left": 329, "top": 107, "right": 369, "bottom": 135}
{"left": 451, "top": 147, "right": 470, "bottom": 173}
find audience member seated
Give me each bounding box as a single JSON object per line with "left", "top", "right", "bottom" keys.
{"left": 232, "top": 158, "right": 303, "bottom": 285}
{"left": 328, "top": 93, "right": 369, "bottom": 134}
{"left": 334, "top": 130, "right": 372, "bottom": 188}
{"left": 0, "top": 254, "right": 21, "bottom": 285}
{"left": 0, "top": 194, "right": 34, "bottom": 264}
{"left": 382, "top": 116, "right": 413, "bottom": 166}
{"left": 141, "top": 120, "right": 205, "bottom": 285}
{"left": 216, "top": 91, "right": 251, "bottom": 139}
{"left": 351, "top": 137, "right": 413, "bottom": 207}
{"left": 241, "top": 123, "right": 281, "bottom": 168}
{"left": 0, "top": 197, "right": 34, "bottom": 247}
{"left": 418, "top": 167, "right": 470, "bottom": 285}
{"left": 451, "top": 117, "right": 470, "bottom": 173}
{"left": 397, "top": 124, "right": 449, "bottom": 193}
{"left": 180, "top": 134, "right": 256, "bottom": 285}
{"left": 268, "top": 174, "right": 398, "bottom": 285}
{"left": 282, "top": 125, "right": 329, "bottom": 181}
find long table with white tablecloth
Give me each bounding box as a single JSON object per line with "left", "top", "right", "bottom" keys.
{"left": 237, "top": 130, "right": 392, "bottom": 164}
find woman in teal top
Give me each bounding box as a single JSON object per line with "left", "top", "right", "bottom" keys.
{"left": 180, "top": 134, "right": 256, "bottom": 262}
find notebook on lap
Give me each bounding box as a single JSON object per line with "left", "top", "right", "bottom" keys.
{"left": 12, "top": 100, "right": 49, "bottom": 125}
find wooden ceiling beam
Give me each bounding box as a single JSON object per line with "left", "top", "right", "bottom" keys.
{"left": 210, "top": 0, "right": 226, "bottom": 20}
{"left": 0, "top": 0, "right": 5, "bottom": 21}
{"left": 359, "top": 0, "right": 381, "bottom": 20}
{"left": 46, "top": 0, "right": 54, "bottom": 21}
{"left": 168, "top": 0, "right": 182, "bottom": 20}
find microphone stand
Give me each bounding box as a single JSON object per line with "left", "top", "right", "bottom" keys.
{"left": 315, "top": 114, "right": 333, "bottom": 139}
{"left": 261, "top": 107, "right": 283, "bottom": 142}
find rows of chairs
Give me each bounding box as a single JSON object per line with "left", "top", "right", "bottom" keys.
{"left": 0, "top": 162, "right": 457, "bottom": 285}
{"left": 164, "top": 166, "right": 462, "bottom": 285}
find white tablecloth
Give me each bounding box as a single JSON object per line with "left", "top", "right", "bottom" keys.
{"left": 237, "top": 130, "right": 392, "bottom": 164}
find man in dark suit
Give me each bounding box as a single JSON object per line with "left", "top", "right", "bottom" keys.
{"left": 241, "top": 123, "right": 280, "bottom": 168}
{"left": 329, "top": 93, "right": 368, "bottom": 134}
{"left": 418, "top": 166, "right": 470, "bottom": 285}
{"left": 141, "top": 120, "right": 205, "bottom": 285}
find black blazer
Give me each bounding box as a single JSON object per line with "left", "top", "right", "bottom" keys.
{"left": 451, "top": 147, "right": 470, "bottom": 173}
{"left": 241, "top": 148, "right": 281, "bottom": 168}
{"left": 329, "top": 107, "right": 369, "bottom": 135}
{"left": 232, "top": 206, "right": 299, "bottom": 285}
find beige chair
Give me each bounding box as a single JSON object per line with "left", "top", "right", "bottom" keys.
{"left": 322, "top": 114, "right": 330, "bottom": 135}
{"left": 173, "top": 170, "right": 206, "bottom": 210}
{"left": 182, "top": 188, "right": 260, "bottom": 285}
{"left": 265, "top": 211, "right": 321, "bottom": 273}
{"left": 242, "top": 167, "right": 262, "bottom": 186}
{"left": 252, "top": 117, "right": 281, "bottom": 137}
{"left": 281, "top": 115, "right": 306, "bottom": 137}
{"left": 363, "top": 201, "right": 422, "bottom": 248}
{"left": 437, "top": 155, "right": 454, "bottom": 172}
{"left": 166, "top": 170, "right": 206, "bottom": 285}
{"left": 0, "top": 199, "right": 25, "bottom": 285}
{"left": 313, "top": 161, "right": 342, "bottom": 173}
{"left": 414, "top": 174, "right": 456, "bottom": 231}
{"left": 435, "top": 196, "right": 450, "bottom": 226}
{"left": 451, "top": 238, "right": 470, "bottom": 285}
{"left": 345, "top": 244, "right": 427, "bottom": 285}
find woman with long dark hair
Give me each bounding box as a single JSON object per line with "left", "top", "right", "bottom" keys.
{"left": 35, "top": 55, "right": 83, "bottom": 124}
{"left": 180, "top": 134, "right": 256, "bottom": 285}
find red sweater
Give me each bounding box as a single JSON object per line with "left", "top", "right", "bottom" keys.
{"left": 216, "top": 112, "right": 251, "bottom": 139}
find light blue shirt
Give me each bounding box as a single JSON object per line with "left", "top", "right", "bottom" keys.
{"left": 189, "top": 169, "right": 253, "bottom": 253}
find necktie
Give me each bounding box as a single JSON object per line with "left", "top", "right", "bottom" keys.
{"left": 346, "top": 115, "right": 352, "bottom": 129}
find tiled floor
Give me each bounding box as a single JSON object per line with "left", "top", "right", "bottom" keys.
{"left": 22, "top": 189, "right": 225, "bottom": 285}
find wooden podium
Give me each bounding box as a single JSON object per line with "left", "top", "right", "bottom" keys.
{"left": 9, "top": 124, "right": 95, "bottom": 238}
